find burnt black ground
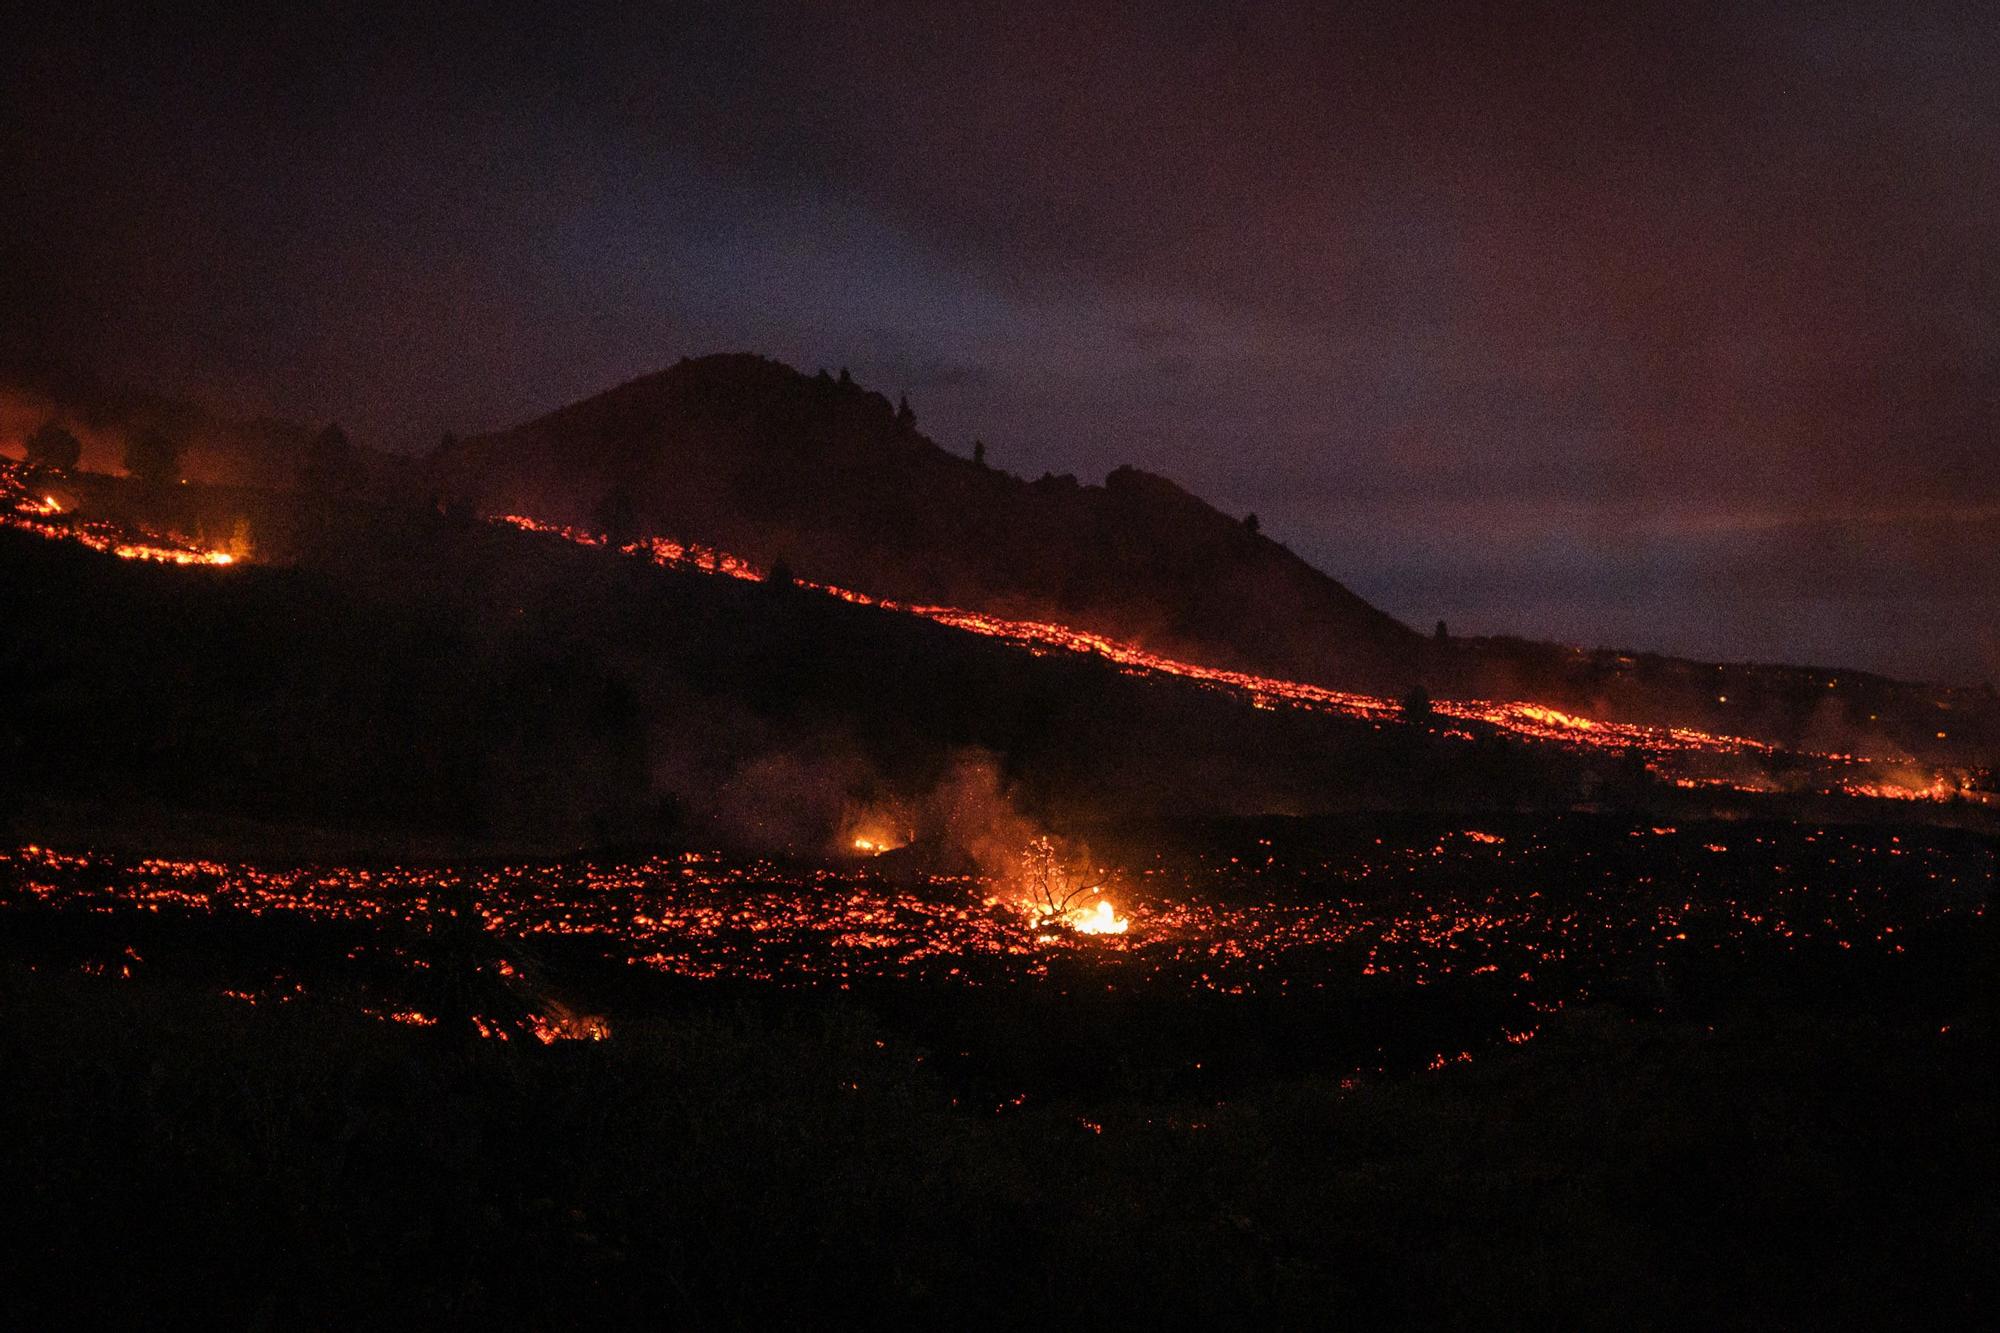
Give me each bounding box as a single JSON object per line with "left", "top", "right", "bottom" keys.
{"left": 1, "top": 816, "right": 1992, "bottom": 1327}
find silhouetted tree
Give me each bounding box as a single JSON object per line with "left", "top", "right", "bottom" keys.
{"left": 593, "top": 485, "right": 641, "bottom": 547}
{"left": 766, "top": 555, "right": 796, "bottom": 589}
{"left": 434, "top": 494, "right": 478, "bottom": 526}
{"left": 1435, "top": 620, "right": 1449, "bottom": 643}
{"left": 1401, "top": 685, "right": 1433, "bottom": 724}
{"left": 895, "top": 394, "right": 915, "bottom": 431}
{"left": 301, "top": 423, "right": 365, "bottom": 495}
{"left": 973, "top": 439, "right": 987, "bottom": 467}
{"left": 24, "top": 421, "right": 82, "bottom": 473}
{"left": 1019, "top": 836, "right": 1104, "bottom": 927}
{"left": 420, "top": 432, "right": 459, "bottom": 501}
{"left": 838, "top": 367, "right": 852, "bottom": 386}
{"left": 1614, "top": 746, "right": 1653, "bottom": 800}
{"left": 123, "top": 428, "right": 184, "bottom": 490}
{"left": 1244, "top": 513, "right": 1260, "bottom": 535}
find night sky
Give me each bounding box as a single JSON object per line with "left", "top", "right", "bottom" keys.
{"left": 6, "top": 2, "right": 1996, "bottom": 683}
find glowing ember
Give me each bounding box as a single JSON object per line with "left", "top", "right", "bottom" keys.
{"left": 528, "top": 1006, "right": 612, "bottom": 1044}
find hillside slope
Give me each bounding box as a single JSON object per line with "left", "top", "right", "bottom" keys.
{"left": 432, "top": 354, "right": 1421, "bottom": 691}
{"left": 2, "top": 493, "right": 1602, "bottom": 854}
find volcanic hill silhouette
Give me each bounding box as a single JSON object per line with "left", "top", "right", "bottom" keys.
{"left": 432, "top": 354, "right": 1421, "bottom": 690}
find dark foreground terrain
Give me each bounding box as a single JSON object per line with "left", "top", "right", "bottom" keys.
{"left": 2, "top": 816, "right": 1992, "bottom": 1326}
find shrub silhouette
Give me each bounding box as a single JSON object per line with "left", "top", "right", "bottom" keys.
{"left": 301, "top": 423, "right": 365, "bottom": 495}
{"left": 123, "top": 428, "right": 185, "bottom": 489}
{"left": 25, "top": 421, "right": 82, "bottom": 473}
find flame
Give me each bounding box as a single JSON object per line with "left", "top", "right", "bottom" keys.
{"left": 1071, "top": 898, "right": 1129, "bottom": 935}
{"left": 1011, "top": 836, "right": 1132, "bottom": 939}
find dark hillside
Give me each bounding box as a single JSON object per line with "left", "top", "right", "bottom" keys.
{"left": 432, "top": 354, "right": 1422, "bottom": 692}
{"left": 0, "top": 494, "right": 1592, "bottom": 855}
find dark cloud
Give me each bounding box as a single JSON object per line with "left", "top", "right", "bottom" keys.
{"left": 4, "top": 1, "right": 1995, "bottom": 680}
{"left": 856, "top": 332, "right": 991, "bottom": 391}
{"left": 1123, "top": 319, "right": 1192, "bottom": 349}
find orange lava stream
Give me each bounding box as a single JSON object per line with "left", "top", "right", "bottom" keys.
{"left": 494, "top": 514, "right": 1774, "bottom": 757}
{"left": 2, "top": 461, "right": 238, "bottom": 566}
{"left": 0, "top": 467, "right": 1962, "bottom": 805}
{"left": 491, "top": 513, "right": 1983, "bottom": 802}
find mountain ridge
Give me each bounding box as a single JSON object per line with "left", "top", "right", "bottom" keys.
{"left": 433, "top": 353, "right": 1423, "bottom": 691}
{"left": 6, "top": 356, "right": 1993, "bottom": 767}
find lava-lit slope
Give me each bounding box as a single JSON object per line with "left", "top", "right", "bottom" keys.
{"left": 432, "top": 353, "right": 1421, "bottom": 692}
{"left": 429, "top": 355, "right": 2000, "bottom": 767}
{"left": 6, "top": 477, "right": 1610, "bottom": 848}
{"left": 495, "top": 512, "right": 1986, "bottom": 805}
{"left": 0, "top": 459, "right": 241, "bottom": 564}
{"left": 3, "top": 458, "right": 1984, "bottom": 848}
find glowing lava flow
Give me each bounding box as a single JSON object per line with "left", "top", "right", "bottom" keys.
{"left": 1, "top": 461, "right": 239, "bottom": 566}
{"left": 0, "top": 462, "right": 1963, "bottom": 802}
{"left": 487, "top": 511, "right": 1984, "bottom": 800}
{"left": 5, "top": 821, "right": 1986, "bottom": 1002}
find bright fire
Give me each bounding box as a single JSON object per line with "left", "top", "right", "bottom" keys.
{"left": 846, "top": 820, "right": 911, "bottom": 855}
{"left": 1011, "top": 836, "right": 1132, "bottom": 939}
{"left": 1071, "top": 898, "right": 1130, "bottom": 935}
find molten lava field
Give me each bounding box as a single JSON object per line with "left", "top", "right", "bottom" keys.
{"left": 2, "top": 815, "right": 1989, "bottom": 1098}
{"left": 3, "top": 823, "right": 1994, "bottom": 1324}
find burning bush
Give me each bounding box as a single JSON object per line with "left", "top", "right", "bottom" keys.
{"left": 1014, "top": 836, "right": 1128, "bottom": 936}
